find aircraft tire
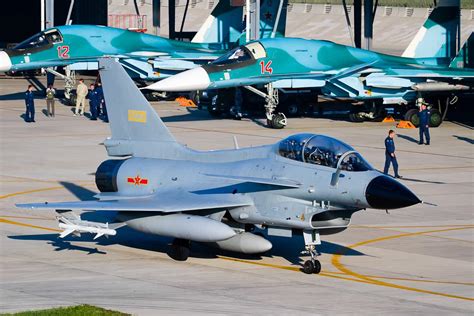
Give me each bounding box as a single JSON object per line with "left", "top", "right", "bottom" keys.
{"left": 429, "top": 109, "right": 442, "bottom": 127}
{"left": 303, "top": 260, "right": 315, "bottom": 274}
{"left": 172, "top": 239, "right": 190, "bottom": 261}
{"left": 313, "top": 260, "right": 321, "bottom": 274}
{"left": 271, "top": 113, "right": 287, "bottom": 129}
{"left": 404, "top": 108, "right": 419, "bottom": 127}
{"left": 68, "top": 93, "right": 77, "bottom": 106}
{"left": 348, "top": 112, "right": 365, "bottom": 123}
{"left": 267, "top": 119, "right": 273, "bottom": 128}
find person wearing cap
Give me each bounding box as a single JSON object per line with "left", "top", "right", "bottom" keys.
{"left": 417, "top": 98, "right": 431, "bottom": 145}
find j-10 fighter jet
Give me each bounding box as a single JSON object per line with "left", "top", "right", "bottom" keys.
{"left": 17, "top": 59, "right": 421, "bottom": 274}
{"left": 0, "top": 0, "right": 287, "bottom": 100}
{"left": 149, "top": 1, "right": 474, "bottom": 128}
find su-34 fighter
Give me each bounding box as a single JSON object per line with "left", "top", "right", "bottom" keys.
{"left": 17, "top": 59, "right": 421, "bottom": 274}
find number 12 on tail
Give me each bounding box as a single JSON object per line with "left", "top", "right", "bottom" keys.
{"left": 260, "top": 60, "right": 273, "bottom": 74}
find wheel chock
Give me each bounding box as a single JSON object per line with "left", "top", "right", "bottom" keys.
{"left": 382, "top": 116, "right": 395, "bottom": 123}
{"left": 175, "top": 97, "right": 196, "bottom": 107}
{"left": 396, "top": 120, "right": 416, "bottom": 129}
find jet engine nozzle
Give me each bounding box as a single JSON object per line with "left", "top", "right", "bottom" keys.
{"left": 146, "top": 67, "right": 210, "bottom": 92}
{"left": 0, "top": 51, "right": 12, "bottom": 72}
{"left": 365, "top": 176, "right": 420, "bottom": 209}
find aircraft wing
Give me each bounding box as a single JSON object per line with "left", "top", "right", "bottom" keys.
{"left": 16, "top": 191, "right": 252, "bottom": 213}
{"left": 384, "top": 67, "right": 474, "bottom": 79}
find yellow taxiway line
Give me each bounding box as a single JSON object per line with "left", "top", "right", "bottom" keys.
{"left": 331, "top": 226, "right": 474, "bottom": 301}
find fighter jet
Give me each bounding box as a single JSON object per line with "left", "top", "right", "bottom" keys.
{"left": 148, "top": 0, "right": 473, "bottom": 128}
{"left": 17, "top": 59, "right": 421, "bottom": 274}
{"left": 0, "top": 0, "right": 287, "bottom": 102}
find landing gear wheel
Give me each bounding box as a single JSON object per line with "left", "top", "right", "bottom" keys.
{"left": 348, "top": 112, "right": 365, "bottom": 123}
{"left": 404, "top": 108, "right": 419, "bottom": 127}
{"left": 271, "top": 113, "right": 287, "bottom": 129}
{"left": 429, "top": 109, "right": 442, "bottom": 127}
{"left": 313, "top": 260, "right": 321, "bottom": 274}
{"left": 68, "top": 93, "right": 77, "bottom": 106}
{"left": 171, "top": 238, "right": 190, "bottom": 261}
{"left": 303, "top": 260, "right": 315, "bottom": 274}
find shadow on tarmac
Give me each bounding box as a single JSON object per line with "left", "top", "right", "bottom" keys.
{"left": 453, "top": 135, "right": 474, "bottom": 145}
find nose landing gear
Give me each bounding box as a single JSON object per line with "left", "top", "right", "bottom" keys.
{"left": 302, "top": 230, "right": 322, "bottom": 274}
{"left": 244, "top": 83, "right": 287, "bottom": 129}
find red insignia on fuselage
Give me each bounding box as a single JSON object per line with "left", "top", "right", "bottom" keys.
{"left": 127, "top": 175, "right": 148, "bottom": 186}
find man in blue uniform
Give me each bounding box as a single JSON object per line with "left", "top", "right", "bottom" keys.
{"left": 384, "top": 130, "right": 401, "bottom": 178}
{"left": 95, "top": 82, "right": 108, "bottom": 123}
{"left": 24, "top": 85, "right": 35, "bottom": 123}
{"left": 88, "top": 84, "right": 99, "bottom": 120}
{"left": 418, "top": 101, "right": 431, "bottom": 145}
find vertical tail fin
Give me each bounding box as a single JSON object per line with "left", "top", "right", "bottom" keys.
{"left": 99, "top": 58, "right": 189, "bottom": 159}
{"left": 450, "top": 33, "right": 474, "bottom": 69}
{"left": 192, "top": 0, "right": 244, "bottom": 44}
{"left": 259, "top": 0, "right": 288, "bottom": 39}
{"left": 402, "top": 0, "right": 459, "bottom": 60}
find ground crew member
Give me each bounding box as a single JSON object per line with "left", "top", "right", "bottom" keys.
{"left": 74, "top": 79, "right": 88, "bottom": 116}
{"left": 24, "top": 85, "right": 35, "bottom": 123}
{"left": 417, "top": 99, "right": 431, "bottom": 145}
{"left": 88, "top": 84, "right": 99, "bottom": 120}
{"left": 384, "top": 130, "right": 401, "bottom": 178}
{"left": 45, "top": 84, "right": 56, "bottom": 117}
{"left": 96, "top": 82, "right": 108, "bottom": 122}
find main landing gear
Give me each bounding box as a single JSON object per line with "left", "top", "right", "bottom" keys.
{"left": 171, "top": 238, "right": 191, "bottom": 261}
{"left": 302, "top": 230, "right": 322, "bottom": 274}
{"left": 45, "top": 66, "right": 77, "bottom": 105}
{"left": 244, "top": 83, "right": 287, "bottom": 129}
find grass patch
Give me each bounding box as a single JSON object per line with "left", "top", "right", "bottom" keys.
{"left": 289, "top": 0, "right": 474, "bottom": 9}
{"left": 1, "top": 305, "right": 130, "bottom": 316}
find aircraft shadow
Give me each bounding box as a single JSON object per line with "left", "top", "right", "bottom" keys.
{"left": 160, "top": 107, "right": 218, "bottom": 123}
{"left": 9, "top": 226, "right": 364, "bottom": 268}
{"left": 453, "top": 135, "right": 474, "bottom": 144}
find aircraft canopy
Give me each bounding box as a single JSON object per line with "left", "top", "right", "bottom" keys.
{"left": 14, "top": 28, "right": 63, "bottom": 50}
{"left": 278, "top": 134, "right": 372, "bottom": 171}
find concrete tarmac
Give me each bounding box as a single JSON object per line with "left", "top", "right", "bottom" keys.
{"left": 0, "top": 77, "right": 473, "bottom": 315}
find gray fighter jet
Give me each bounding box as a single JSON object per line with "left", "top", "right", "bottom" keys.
{"left": 17, "top": 59, "right": 421, "bottom": 274}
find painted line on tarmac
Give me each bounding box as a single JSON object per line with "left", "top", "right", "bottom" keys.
{"left": 0, "top": 217, "right": 60, "bottom": 232}
{"left": 331, "top": 226, "right": 474, "bottom": 301}
{"left": 1, "top": 216, "right": 472, "bottom": 300}
{"left": 0, "top": 183, "right": 95, "bottom": 200}
{"left": 0, "top": 186, "right": 65, "bottom": 200}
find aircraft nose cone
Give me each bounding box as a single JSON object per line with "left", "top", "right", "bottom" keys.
{"left": 146, "top": 67, "right": 210, "bottom": 92}
{"left": 365, "top": 175, "right": 421, "bottom": 209}
{"left": 0, "top": 51, "right": 12, "bottom": 72}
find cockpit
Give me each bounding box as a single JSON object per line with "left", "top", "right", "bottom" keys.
{"left": 210, "top": 41, "right": 266, "bottom": 67}
{"left": 278, "top": 134, "right": 372, "bottom": 171}
{"left": 14, "top": 29, "right": 63, "bottom": 51}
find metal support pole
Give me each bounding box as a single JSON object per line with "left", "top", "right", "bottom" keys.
{"left": 353, "top": 0, "right": 361, "bottom": 48}
{"left": 247, "top": 0, "right": 260, "bottom": 41}
{"left": 45, "top": 0, "right": 54, "bottom": 28}
{"left": 41, "top": 0, "right": 46, "bottom": 31}
{"left": 168, "top": 0, "right": 176, "bottom": 39}
{"left": 364, "top": 0, "right": 373, "bottom": 50}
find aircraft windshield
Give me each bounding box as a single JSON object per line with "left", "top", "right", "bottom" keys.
{"left": 14, "top": 29, "right": 62, "bottom": 50}
{"left": 212, "top": 46, "right": 252, "bottom": 65}
{"left": 278, "top": 134, "right": 372, "bottom": 171}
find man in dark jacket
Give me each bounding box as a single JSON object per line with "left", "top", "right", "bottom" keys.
{"left": 418, "top": 100, "right": 431, "bottom": 145}
{"left": 88, "top": 84, "right": 99, "bottom": 120}
{"left": 384, "top": 130, "right": 401, "bottom": 178}
{"left": 24, "top": 85, "right": 35, "bottom": 123}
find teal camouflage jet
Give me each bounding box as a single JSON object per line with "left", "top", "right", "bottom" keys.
{"left": 149, "top": 1, "right": 473, "bottom": 128}
{"left": 0, "top": 0, "right": 287, "bottom": 82}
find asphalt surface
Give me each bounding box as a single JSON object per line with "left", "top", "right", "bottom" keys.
{"left": 0, "top": 77, "right": 473, "bottom": 315}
